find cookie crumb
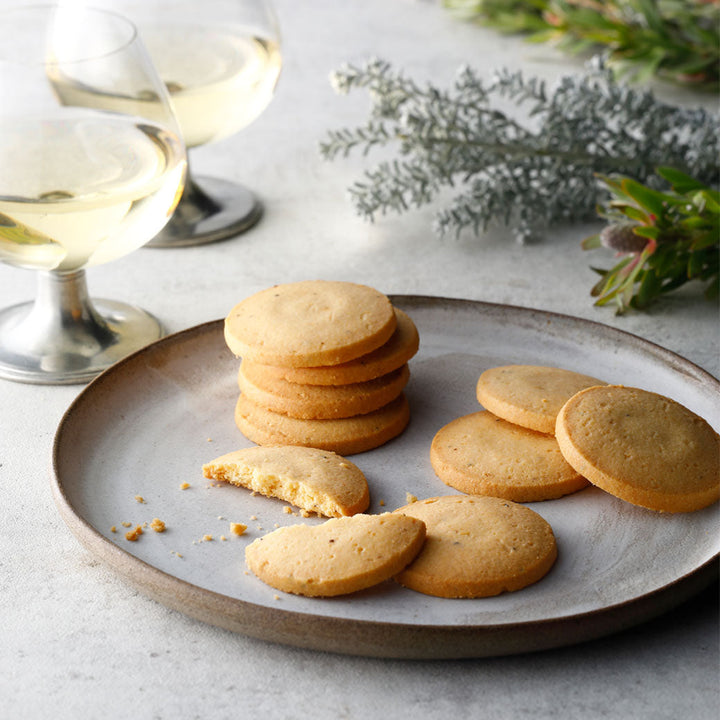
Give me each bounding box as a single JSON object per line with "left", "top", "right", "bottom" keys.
{"left": 202, "top": 534, "right": 213, "bottom": 542}
{"left": 179, "top": 482, "right": 190, "bottom": 490}
{"left": 379, "top": 499, "right": 386, "bottom": 506}
{"left": 282, "top": 506, "right": 293, "bottom": 515}
{"left": 230, "top": 523, "right": 247, "bottom": 536}
{"left": 110, "top": 526, "right": 117, "bottom": 533}
{"left": 406, "top": 492, "right": 418, "bottom": 504}
{"left": 150, "top": 518, "right": 166, "bottom": 533}
{"left": 134, "top": 495, "right": 146, "bottom": 504}
{"left": 121, "top": 521, "right": 132, "bottom": 528}
{"left": 220, "top": 535, "right": 227, "bottom": 541}
{"left": 125, "top": 525, "right": 143, "bottom": 542}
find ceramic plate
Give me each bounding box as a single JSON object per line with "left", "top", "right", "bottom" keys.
{"left": 51, "top": 296, "right": 720, "bottom": 658}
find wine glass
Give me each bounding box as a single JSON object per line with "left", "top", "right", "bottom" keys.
{"left": 0, "top": 5, "right": 187, "bottom": 384}
{"left": 97, "top": 0, "right": 282, "bottom": 247}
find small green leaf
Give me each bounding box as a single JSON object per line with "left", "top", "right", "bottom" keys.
{"left": 621, "top": 178, "right": 667, "bottom": 217}
{"left": 633, "top": 225, "right": 660, "bottom": 240}
{"left": 581, "top": 233, "right": 603, "bottom": 250}
{"left": 657, "top": 166, "right": 706, "bottom": 194}
{"left": 635, "top": 268, "right": 663, "bottom": 307}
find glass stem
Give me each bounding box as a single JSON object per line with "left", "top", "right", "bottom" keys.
{"left": 21, "top": 269, "right": 116, "bottom": 357}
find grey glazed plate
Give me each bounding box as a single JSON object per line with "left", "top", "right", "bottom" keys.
{"left": 51, "top": 296, "right": 720, "bottom": 659}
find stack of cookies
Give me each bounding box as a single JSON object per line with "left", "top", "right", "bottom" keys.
{"left": 224, "top": 280, "right": 419, "bottom": 455}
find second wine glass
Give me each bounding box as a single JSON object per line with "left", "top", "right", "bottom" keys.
{"left": 104, "top": 0, "right": 282, "bottom": 247}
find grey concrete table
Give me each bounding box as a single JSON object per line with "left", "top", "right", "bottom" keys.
{"left": 1, "top": 1, "right": 717, "bottom": 718}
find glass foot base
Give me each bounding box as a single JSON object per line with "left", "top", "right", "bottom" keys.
{"left": 0, "top": 298, "right": 163, "bottom": 385}
{"left": 146, "top": 175, "right": 263, "bottom": 248}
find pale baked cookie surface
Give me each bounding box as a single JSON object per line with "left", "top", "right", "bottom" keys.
{"left": 202, "top": 445, "right": 370, "bottom": 517}
{"left": 237, "top": 361, "right": 410, "bottom": 419}
{"left": 245, "top": 308, "right": 419, "bottom": 386}
{"left": 430, "top": 411, "right": 587, "bottom": 502}
{"left": 476, "top": 365, "right": 605, "bottom": 434}
{"left": 234, "top": 393, "right": 411, "bottom": 455}
{"left": 394, "top": 495, "right": 557, "bottom": 598}
{"left": 224, "top": 280, "right": 396, "bottom": 367}
{"left": 556, "top": 385, "right": 720, "bottom": 513}
{"left": 245, "top": 513, "right": 426, "bottom": 597}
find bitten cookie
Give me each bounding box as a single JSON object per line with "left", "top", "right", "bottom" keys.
{"left": 476, "top": 365, "right": 605, "bottom": 434}
{"left": 202, "top": 445, "right": 370, "bottom": 517}
{"left": 430, "top": 411, "right": 587, "bottom": 502}
{"left": 394, "top": 495, "right": 557, "bottom": 598}
{"left": 246, "top": 308, "right": 420, "bottom": 386}
{"left": 224, "top": 280, "right": 396, "bottom": 367}
{"left": 237, "top": 361, "right": 410, "bottom": 419}
{"left": 556, "top": 385, "right": 720, "bottom": 513}
{"left": 235, "top": 393, "right": 411, "bottom": 455}
{"left": 245, "top": 513, "right": 427, "bottom": 597}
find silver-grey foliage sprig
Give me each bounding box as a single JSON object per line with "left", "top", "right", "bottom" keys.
{"left": 320, "top": 57, "right": 719, "bottom": 242}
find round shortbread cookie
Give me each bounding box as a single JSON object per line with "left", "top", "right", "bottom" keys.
{"left": 235, "top": 393, "right": 411, "bottom": 455}
{"left": 246, "top": 308, "right": 420, "bottom": 386}
{"left": 202, "top": 445, "right": 370, "bottom": 517}
{"left": 237, "top": 361, "right": 410, "bottom": 420}
{"left": 430, "top": 411, "right": 587, "bottom": 502}
{"left": 394, "top": 495, "right": 557, "bottom": 598}
{"left": 245, "top": 513, "right": 426, "bottom": 597}
{"left": 224, "top": 280, "right": 396, "bottom": 367}
{"left": 556, "top": 385, "right": 720, "bottom": 513}
{"left": 476, "top": 365, "right": 605, "bottom": 434}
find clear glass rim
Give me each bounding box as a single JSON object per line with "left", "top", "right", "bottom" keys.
{"left": 0, "top": 4, "right": 140, "bottom": 66}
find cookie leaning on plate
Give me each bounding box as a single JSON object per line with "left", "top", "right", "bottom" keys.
{"left": 202, "top": 445, "right": 370, "bottom": 517}
{"left": 476, "top": 365, "right": 605, "bottom": 434}
{"left": 245, "top": 513, "right": 427, "bottom": 597}
{"left": 430, "top": 410, "right": 587, "bottom": 502}
{"left": 394, "top": 495, "right": 557, "bottom": 598}
{"left": 224, "top": 280, "right": 397, "bottom": 367}
{"left": 556, "top": 385, "right": 720, "bottom": 513}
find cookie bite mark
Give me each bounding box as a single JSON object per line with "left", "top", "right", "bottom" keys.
{"left": 203, "top": 445, "right": 370, "bottom": 517}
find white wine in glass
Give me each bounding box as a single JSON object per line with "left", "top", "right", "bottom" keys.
{"left": 0, "top": 5, "right": 187, "bottom": 384}
{"left": 76, "top": 0, "right": 282, "bottom": 247}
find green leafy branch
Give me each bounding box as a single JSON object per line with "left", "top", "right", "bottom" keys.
{"left": 321, "top": 58, "right": 719, "bottom": 243}
{"left": 583, "top": 168, "right": 720, "bottom": 313}
{"left": 444, "top": 0, "right": 720, "bottom": 90}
